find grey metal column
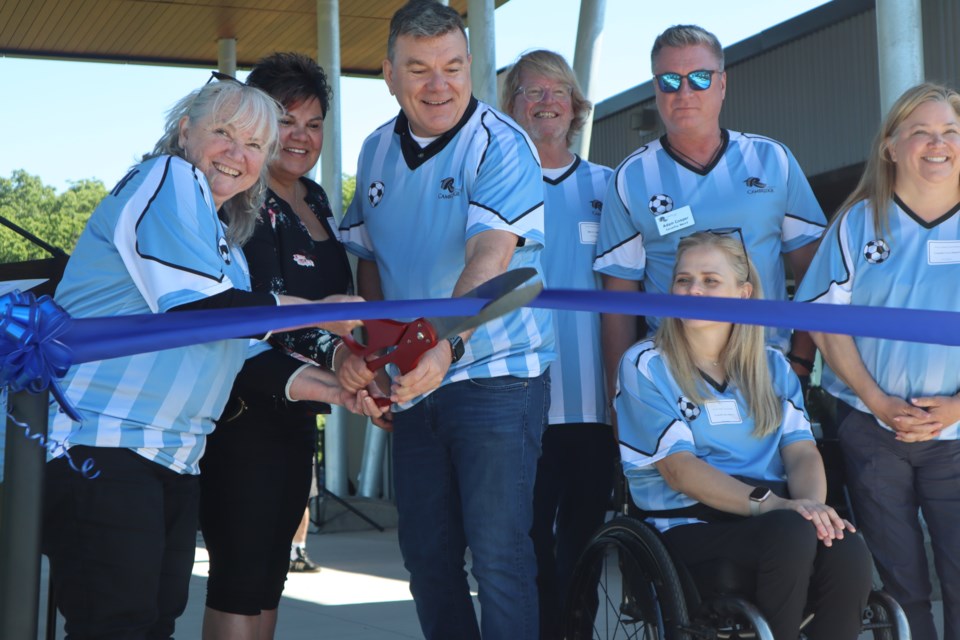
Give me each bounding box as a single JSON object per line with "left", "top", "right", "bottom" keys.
{"left": 571, "top": 0, "right": 607, "bottom": 160}
{"left": 315, "top": 0, "right": 353, "bottom": 496}
{"left": 357, "top": 421, "right": 387, "bottom": 497}
{"left": 467, "top": 0, "right": 497, "bottom": 105}
{"left": 0, "top": 390, "right": 49, "bottom": 640}
{"left": 218, "top": 38, "right": 237, "bottom": 77}
{"left": 876, "top": 0, "right": 923, "bottom": 115}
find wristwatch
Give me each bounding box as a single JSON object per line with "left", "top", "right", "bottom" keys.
{"left": 749, "top": 486, "right": 772, "bottom": 516}
{"left": 447, "top": 335, "right": 465, "bottom": 363}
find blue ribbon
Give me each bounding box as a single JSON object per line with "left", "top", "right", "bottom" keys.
{"left": 4, "top": 287, "right": 960, "bottom": 419}
{"left": 0, "top": 291, "right": 80, "bottom": 421}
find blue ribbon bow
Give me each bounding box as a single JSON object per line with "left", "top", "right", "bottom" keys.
{"left": 0, "top": 291, "right": 80, "bottom": 421}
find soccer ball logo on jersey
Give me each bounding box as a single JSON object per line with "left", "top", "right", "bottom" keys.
{"left": 648, "top": 194, "right": 674, "bottom": 215}
{"left": 590, "top": 199, "right": 603, "bottom": 216}
{"left": 677, "top": 396, "right": 701, "bottom": 421}
{"left": 217, "top": 236, "right": 231, "bottom": 265}
{"left": 863, "top": 239, "right": 890, "bottom": 264}
{"left": 438, "top": 176, "right": 461, "bottom": 199}
{"left": 368, "top": 181, "right": 385, "bottom": 207}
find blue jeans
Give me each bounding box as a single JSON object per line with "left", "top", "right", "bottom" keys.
{"left": 393, "top": 372, "right": 549, "bottom": 640}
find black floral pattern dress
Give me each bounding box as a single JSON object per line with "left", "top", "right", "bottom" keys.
{"left": 199, "top": 177, "right": 354, "bottom": 614}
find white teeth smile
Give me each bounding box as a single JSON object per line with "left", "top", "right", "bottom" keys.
{"left": 924, "top": 156, "right": 948, "bottom": 163}
{"left": 284, "top": 148, "right": 307, "bottom": 155}
{"left": 424, "top": 99, "right": 450, "bottom": 105}
{"left": 535, "top": 112, "right": 558, "bottom": 119}
{"left": 213, "top": 163, "right": 240, "bottom": 177}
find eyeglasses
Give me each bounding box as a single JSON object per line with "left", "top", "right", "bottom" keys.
{"left": 514, "top": 84, "right": 573, "bottom": 103}
{"left": 654, "top": 70, "right": 718, "bottom": 93}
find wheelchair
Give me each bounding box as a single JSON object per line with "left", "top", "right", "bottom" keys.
{"left": 562, "top": 402, "right": 912, "bottom": 640}
{"left": 562, "top": 514, "right": 910, "bottom": 639}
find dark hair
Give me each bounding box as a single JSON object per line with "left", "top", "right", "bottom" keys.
{"left": 246, "top": 52, "right": 331, "bottom": 118}
{"left": 388, "top": 0, "right": 467, "bottom": 62}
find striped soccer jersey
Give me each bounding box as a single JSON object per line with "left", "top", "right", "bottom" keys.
{"left": 541, "top": 156, "right": 612, "bottom": 425}
{"left": 594, "top": 130, "right": 826, "bottom": 351}
{"left": 795, "top": 197, "right": 960, "bottom": 440}
{"left": 340, "top": 97, "right": 554, "bottom": 407}
{"left": 49, "top": 155, "right": 255, "bottom": 474}
{"left": 617, "top": 340, "right": 813, "bottom": 532}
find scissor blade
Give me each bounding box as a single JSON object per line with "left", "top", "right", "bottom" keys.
{"left": 428, "top": 268, "right": 542, "bottom": 339}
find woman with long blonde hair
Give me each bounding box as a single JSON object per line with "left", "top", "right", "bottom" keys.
{"left": 617, "top": 231, "right": 871, "bottom": 639}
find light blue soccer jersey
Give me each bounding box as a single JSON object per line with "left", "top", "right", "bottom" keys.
{"left": 593, "top": 130, "right": 826, "bottom": 350}
{"left": 616, "top": 340, "right": 813, "bottom": 532}
{"left": 49, "top": 155, "right": 256, "bottom": 474}
{"left": 795, "top": 197, "right": 960, "bottom": 440}
{"left": 340, "top": 98, "right": 554, "bottom": 407}
{"left": 542, "top": 157, "right": 611, "bottom": 425}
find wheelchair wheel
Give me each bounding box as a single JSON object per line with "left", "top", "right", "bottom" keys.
{"left": 563, "top": 517, "right": 690, "bottom": 639}
{"left": 860, "top": 590, "right": 911, "bottom": 640}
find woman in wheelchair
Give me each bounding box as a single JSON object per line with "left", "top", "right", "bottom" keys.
{"left": 615, "top": 231, "right": 873, "bottom": 639}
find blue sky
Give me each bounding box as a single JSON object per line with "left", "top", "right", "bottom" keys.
{"left": 0, "top": 0, "right": 829, "bottom": 193}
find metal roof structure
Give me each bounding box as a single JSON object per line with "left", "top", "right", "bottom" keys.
{"left": 0, "top": 0, "right": 508, "bottom": 75}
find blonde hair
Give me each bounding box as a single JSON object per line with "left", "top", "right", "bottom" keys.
{"left": 655, "top": 232, "right": 782, "bottom": 437}
{"left": 837, "top": 82, "right": 960, "bottom": 237}
{"left": 145, "top": 79, "right": 281, "bottom": 245}
{"left": 501, "top": 49, "right": 592, "bottom": 147}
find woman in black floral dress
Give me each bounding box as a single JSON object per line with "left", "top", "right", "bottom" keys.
{"left": 199, "top": 53, "right": 379, "bottom": 640}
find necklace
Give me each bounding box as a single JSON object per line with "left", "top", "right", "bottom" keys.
{"left": 667, "top": 135, "right": 724, "bottom": 170}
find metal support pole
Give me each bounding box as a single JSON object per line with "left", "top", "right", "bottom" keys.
{"left": 217, "top": 38, "right": 237, "bottom": 77}
{"left": 317, "top": 0, "right": 343, "bottom": 219}
{"left": 324, "top": 405, "right": 350, "bottom": 497}
{"left": 357, "top": 422, "right": 387, "bottom": 498}
{"left": 571, "top": 0, "right": 607, "bottom": 159}
{"left": 876, "top": 0, "right": 924, "bottom": 116}
{"left": 0, "top": 389, "right": 49, "bottom": 640}
{"left": 467, "top": 0, "right": 497, "bottom": 105}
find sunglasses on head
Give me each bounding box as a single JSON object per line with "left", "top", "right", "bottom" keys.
{"left": 206, "top": 71, "right": 242, "bottom": 86}
{"left": 655, "top": 70, "right": 718, "bottom": 93}
{"left": 702, "top": 227, "right": 750, "bottom": 282}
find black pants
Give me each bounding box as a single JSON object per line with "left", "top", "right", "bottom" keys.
{"left": 42, "top": 447, "right": 200, "bottom": 640}
{"left": 198, "top": 401, "right": 314, "bottom": 615}
{"left": 531, "top": 423, "right": 617, "bottom": 640}
{"left": 664, "top": 510, "right": 872, "bottom": 640}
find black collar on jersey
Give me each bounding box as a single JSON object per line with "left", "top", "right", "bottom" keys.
{"left": 396, "top": 96, "right": 479, "bottom": 170}
{"left": 699, "top": 370, "right": 728, "bottom": 393}
{"left": 661, "top": 128, "right": 730, "bottom": 176}
{"left": 543, "top": 155, "right": 581, "bottom": 186}
{"left": 893, "top": 193, "right": 960, "bottom": 229}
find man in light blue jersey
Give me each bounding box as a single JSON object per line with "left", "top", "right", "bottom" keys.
{"left": 594, "top": 24, "right": 826, "bottom": 403}
{"left": 502, "top": 50, "right": 616, "bottom": 640}
{"left": 337, "top": 2, "right": 553, "bottom": 639}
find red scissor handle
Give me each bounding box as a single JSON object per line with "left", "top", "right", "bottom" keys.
{"left": 341, "top": 318, "right": 440, "bottom": 407}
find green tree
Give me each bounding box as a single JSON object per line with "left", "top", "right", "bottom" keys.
{"left": 342, "top": 174, "right": 356, "bottom": 210}
{"left": 0, "top": 171, "right": 107, "bottom": 264}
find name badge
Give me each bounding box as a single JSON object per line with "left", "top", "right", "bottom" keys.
{"left": 704, "top": 399, "right": 743, "bottom": 425}
{"left": 928, "top": 240, "right": 960, "bottom": 265}
{"left": 655, "top": 205, "right": 695, "bottom": 236}
{"left": 579, "top": 221, "right": 599, "bottom": 245}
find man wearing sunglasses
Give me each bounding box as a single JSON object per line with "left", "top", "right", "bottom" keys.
{"left": 594, "top": 24, "right": 826, "bottom": 404}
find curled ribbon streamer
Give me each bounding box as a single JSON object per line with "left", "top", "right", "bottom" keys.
{"left": 0, "top": 291, "right": 80, "bottom": 421}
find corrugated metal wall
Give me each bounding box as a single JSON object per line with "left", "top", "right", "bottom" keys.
{"left": 590, "top": 0, "right": 960, "bottom": 178}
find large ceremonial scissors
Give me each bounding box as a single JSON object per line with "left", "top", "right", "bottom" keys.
{"left": 341, "top": 268, "right": 542, "bottom": 406}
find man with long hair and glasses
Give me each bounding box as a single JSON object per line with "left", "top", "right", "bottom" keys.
{"left": 593, "top": 24, "right": 827, "bottom": 411}
{"left": 501, "top": 50, "right": 617, "bottom": 640}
